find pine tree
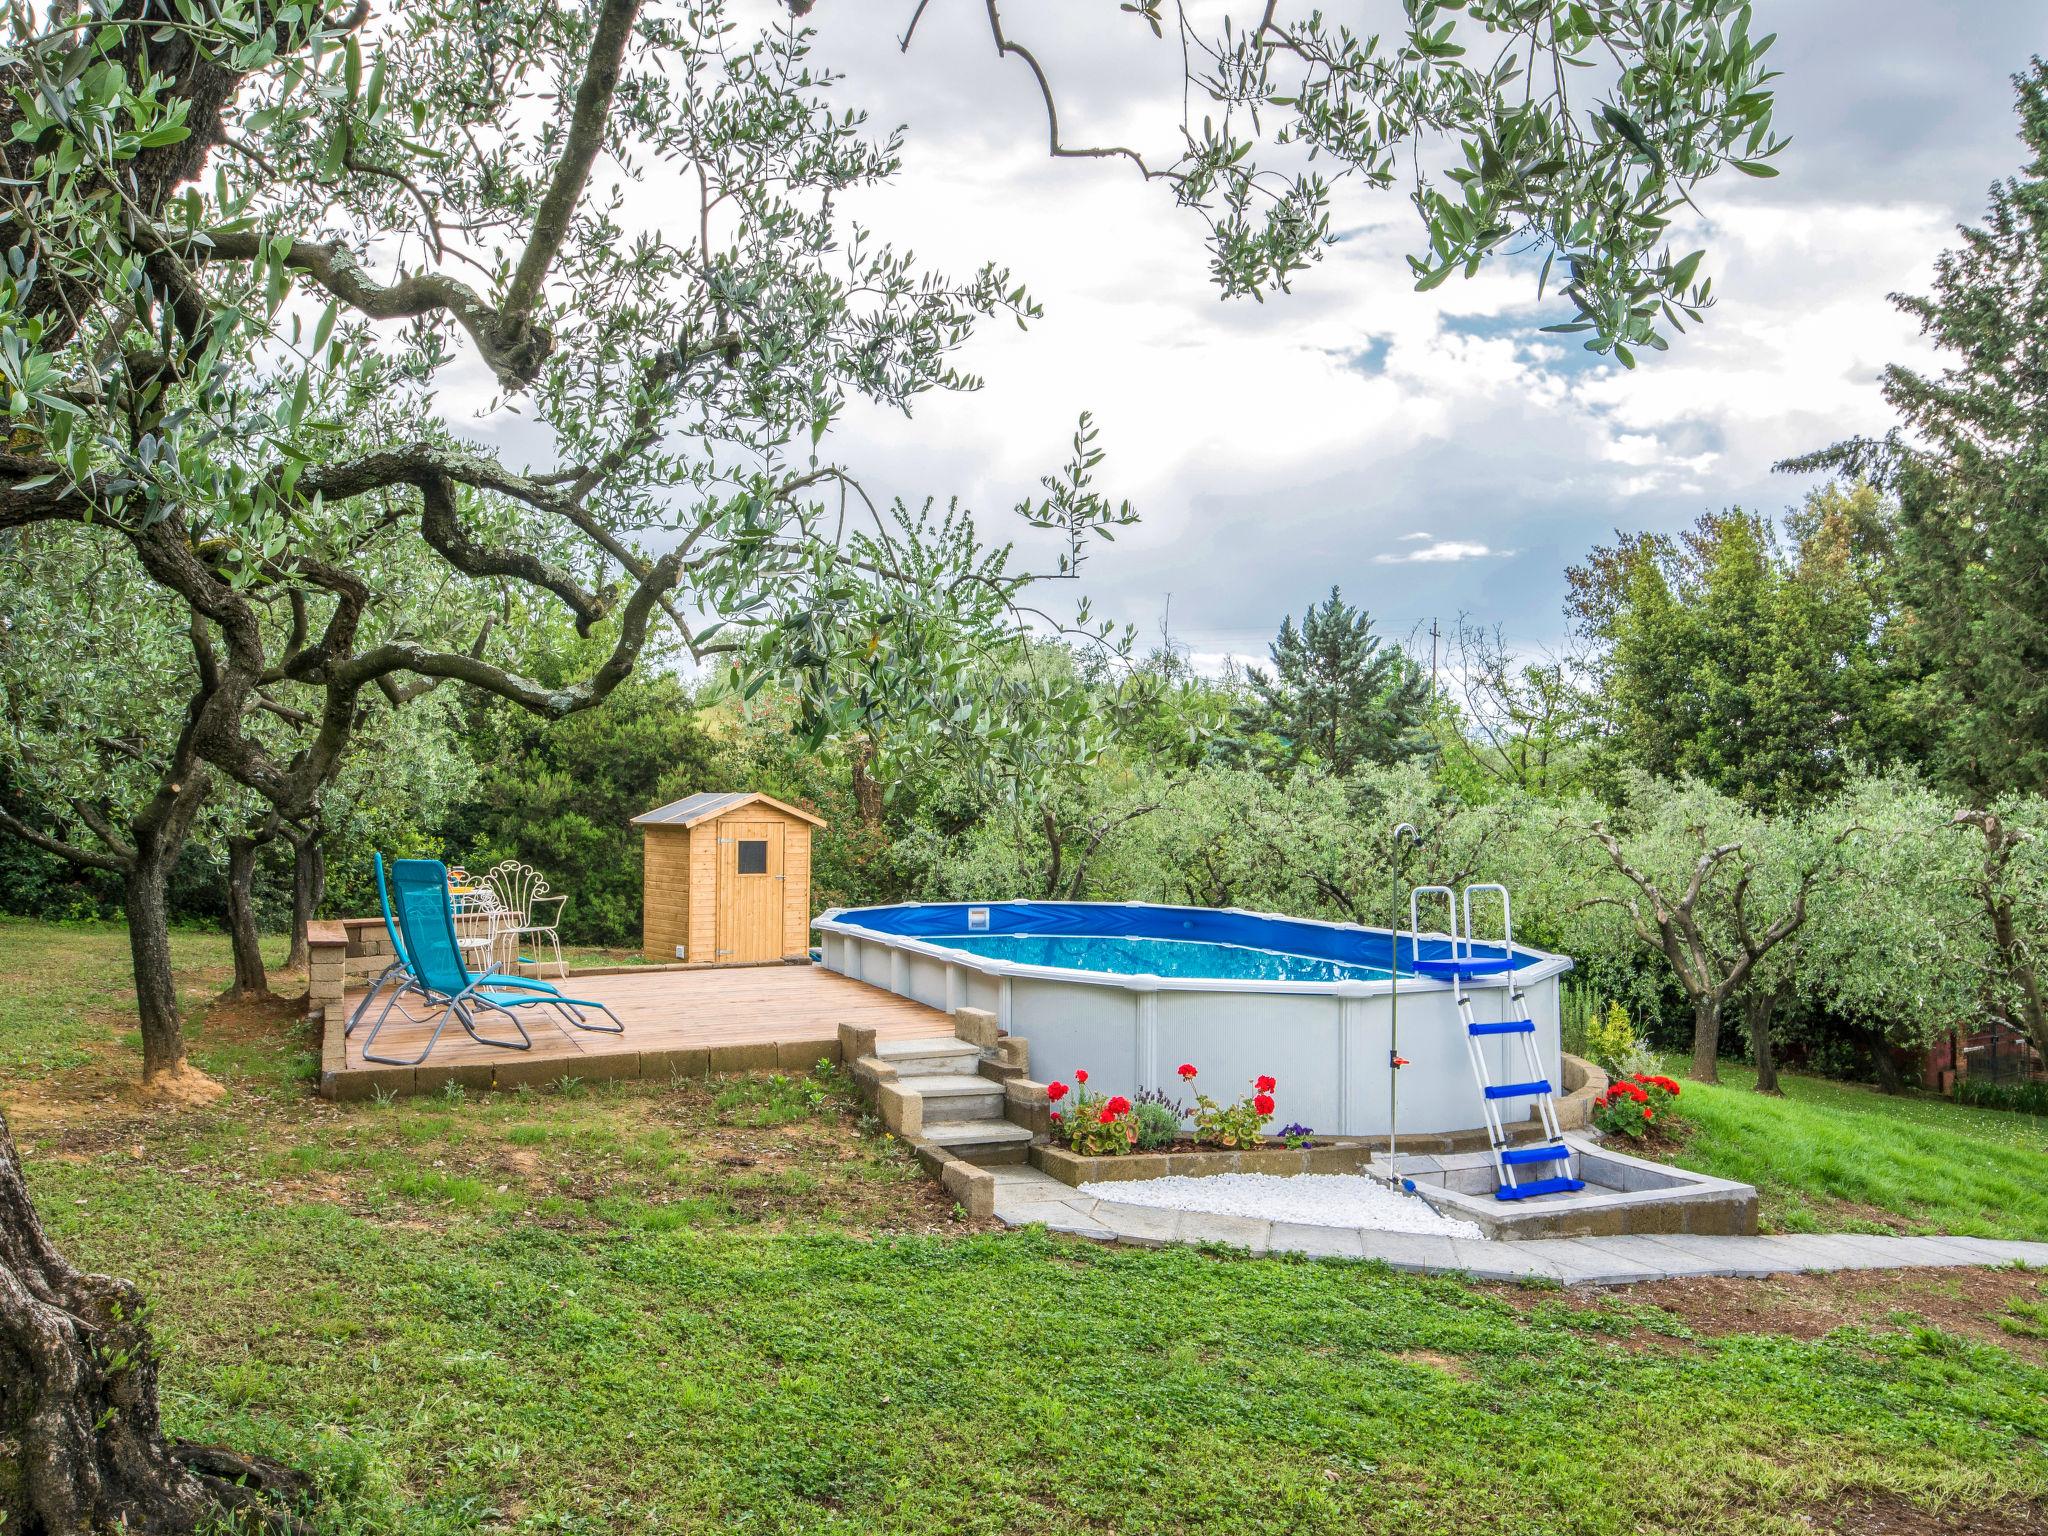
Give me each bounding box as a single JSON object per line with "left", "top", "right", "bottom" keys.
{"left": 1243, "top": 587, "right": 1432, "bottom": 774}
{"left": 1788, "top": 61, "right": 2048, "bottom": 798}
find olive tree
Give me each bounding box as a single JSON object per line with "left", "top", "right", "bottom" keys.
{"left": 1108, "top": 761, "right": 1513, "bottom": 927}
{"left": 0, "top": 526, "right": 234, "bottom": 1058}
{"left": 0, "top": 3, "right": 1119, "bottom": 1527}
{"left": 1562, "top": 774, "right": 1859, "bottom": 1083}
{"left": 1952, "top": 796, "right": 2048, "bottom": 1063}
{"left": 0, "top": 3, "right": 1123, "bottom": 1101}
{"left": 906, "top": 0, "right": 1790, "bottom": 364}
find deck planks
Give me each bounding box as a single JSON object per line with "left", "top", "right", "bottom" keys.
{"left": 331, "top": 962, "right": 948, "bottom": 1076}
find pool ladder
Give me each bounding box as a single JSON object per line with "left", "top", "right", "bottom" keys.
{"left": 1409, "top": 883, "right": 1584, "bottom": 1202}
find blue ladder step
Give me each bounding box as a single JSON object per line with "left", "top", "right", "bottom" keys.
{"left": 1484, "top": 1079, "right": 1551, "bottom": 1100}
{"left": 1468, "top": 1019, "right": 1535, "bottom": 1037}
{"left": 1499, "top": 1142, "right": 1572, "bottom": 1167}
{"left": 1495, "top": 1176, "right": 1586, "bottom": 1201}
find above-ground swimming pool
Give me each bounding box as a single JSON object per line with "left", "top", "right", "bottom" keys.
{"left": 813, "top": 901, "right": 1574, "bottom": 1139}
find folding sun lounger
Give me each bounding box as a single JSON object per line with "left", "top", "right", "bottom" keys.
{"left": 347, "top": 852, "right": 558, "bottom": 1038}
{"left": 355, "top": 856, "right": 625, "bottom": 1067}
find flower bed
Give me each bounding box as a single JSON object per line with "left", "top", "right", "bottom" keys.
{"left": 1032, "top": 1138, "right": 1381, "bottom": 1187}
{"left": 1590, "top": 1072, "right": 1688, "bottom": 1143}
{"left": 1036, "top": 1060, "right": 1360, "bottom": 1183}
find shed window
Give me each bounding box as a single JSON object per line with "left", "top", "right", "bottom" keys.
{"left": 736, "top": 839, "right": 769, "bottom": 874}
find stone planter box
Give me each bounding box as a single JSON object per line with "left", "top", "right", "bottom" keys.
{"left": 1031, "top": 1140, "right": 1380, "bottom": 1187}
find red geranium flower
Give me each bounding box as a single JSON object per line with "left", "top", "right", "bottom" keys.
{"left": 1106, "top": 1095, "right": 1132, "bottom": 1116}
{"left": 1074, "top": 1068, "right": 1089, "bottom": 1085}
{"left": 1097, "top": 1105, "right": 1117, "bottom": 1125}
{"left": 1255, "top": 1074, "right": 1277, "bottom": 1094}
{"left": 1046, "top": 1080, "right": 1069, "bottom": 1103}
{"left": 1642, "top": 1106, "right": 1655, "bottom": 1121}
{"left": 1253, "top": 1092, "right": 1276, "bottom": 1117}
{"left": 1177, "top": 1062, "right": 1198, "bottom": 1080}
{"left": 1049, "top": 1110, "right": 1062, "bottom": 1122}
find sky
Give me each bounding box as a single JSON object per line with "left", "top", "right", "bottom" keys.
{"left": 775, "top": 1, "right": 2048, "bottom": 671}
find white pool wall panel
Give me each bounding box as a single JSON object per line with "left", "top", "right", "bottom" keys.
{"left": 814, "top": 903, "right": 1573, "bottom": 1140}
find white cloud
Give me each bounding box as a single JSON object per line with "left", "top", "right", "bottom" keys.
{"left": 765, "top": 2, "right": 2041, "bottom": 655}
{"left": 1373, "top": 540, "right": 1509, "bottom": 565}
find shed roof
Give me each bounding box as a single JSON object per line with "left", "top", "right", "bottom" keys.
{"left": 630, "top": 791, "right": 827, "bottom": 829}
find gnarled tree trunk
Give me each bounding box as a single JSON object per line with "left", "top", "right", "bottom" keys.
{"left": 223, "top": 832, "right": 273, "bottom": 1001}
{"left": 1688, "top": 995, "right": 1723, "bottom": 1084}
{"left": 0, "top": 1107, "right": 308, "bottom": 1534}
{"left": 850, "top": 737, "right": 884, "bottom": 827}
{"left": 285, "top": 830, "right": 325, "bottom": 974}
{"left": 1743, "top": 988, "right": 1782, "bottom": 1094}
{"left": 124, "top": 844, "right": 192, "bottom": 1090}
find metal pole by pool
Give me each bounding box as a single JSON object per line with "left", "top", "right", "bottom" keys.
{"left": 1387, "top": 823, "right": 1422, "bottom": 1179}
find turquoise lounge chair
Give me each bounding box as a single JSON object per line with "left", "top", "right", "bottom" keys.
{"left": 356, "top": 857, "right": 625, "bottom": 1066}
{"left": 346, "top": 853, "right": 556, "bottom": 1039}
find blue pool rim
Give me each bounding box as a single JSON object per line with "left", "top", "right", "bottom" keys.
{"left": 813, "top": 899, "right": 1573, "bottom": 998}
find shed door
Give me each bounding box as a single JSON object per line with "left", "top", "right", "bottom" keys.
{"left": 715, "top": 821, "right": 785, "bottom": 962}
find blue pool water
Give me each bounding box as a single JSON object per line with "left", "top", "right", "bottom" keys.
{"left": 932, "top": 932, "right": 1396, "bottom": 984}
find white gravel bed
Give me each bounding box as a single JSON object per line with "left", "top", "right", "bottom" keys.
{"left": 1077, "top": 1172, "right": 1486, "bottom": 1238}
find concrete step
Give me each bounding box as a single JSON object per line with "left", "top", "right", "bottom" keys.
{"left": 922, "top": 1118, "right": 1033, "bottom": 1148}
{"left": 876, "top": 1037, "right": 984, "bottom": 1076}
{"left": 901, "top": 1072, "right": 1004, "bottom": 1123}
{"left": 921, "top": 1118, "right": 1035, "bottom": 1166}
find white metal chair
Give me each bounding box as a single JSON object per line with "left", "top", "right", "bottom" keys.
{"left": 483, "top": 859, "right": 570, "bottom": 978}
{"left": 448, "top": 870, "right": 509, "bottom": 976}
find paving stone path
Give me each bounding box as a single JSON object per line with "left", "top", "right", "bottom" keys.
{"left": 988, "top": 1165, "right": 2048, "bottom": 1286}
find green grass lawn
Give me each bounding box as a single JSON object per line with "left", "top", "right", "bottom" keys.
{"left": 1656, "top": 1060, "right": 2048, "bottom": 1239}
{"left": 6, "top": 921, "right": 2048, "bottom": 1534}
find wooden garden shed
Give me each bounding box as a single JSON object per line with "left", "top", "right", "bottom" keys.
{"left": 633, "top": 791, "right": 826, "bottom": 965}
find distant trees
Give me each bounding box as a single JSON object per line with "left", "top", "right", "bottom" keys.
{"left": 1788, "top": 60, "right": 2048, "bottom": 799}
{"left": 1565, "top": 485, "right": 1914, "bottom": 809}
{"left": 1433, "top": 619, "right": 1596, "bottom": 800}
{"left": 1238, "top": 587, "right": 1432, "bottom": 775}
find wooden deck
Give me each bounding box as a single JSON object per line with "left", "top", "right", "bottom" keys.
{"left": 318, "top": 962, "right": 949, "bottom": 1099}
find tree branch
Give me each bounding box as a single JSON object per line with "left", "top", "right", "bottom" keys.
{"left": 0, "top": 804, "right": 130, "bottom": 872}
{"left": 503, "top": 0, "right": 646, "bottom": 318}
{"left": 197, "top": 232, "right": 553, "bottom": 390}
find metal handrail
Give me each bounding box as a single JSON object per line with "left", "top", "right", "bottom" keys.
{"left": 1408, "top": 884, "right": 1460, "bottom": 951}
{"left": 1462, "top": 882, "right": 1512, "bottom": 955}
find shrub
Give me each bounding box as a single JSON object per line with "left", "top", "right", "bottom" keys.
{"left": 1955, "top": 1077, "right": 2048, "bottom": 1116}
{"left": 1591, "top": 1072, "right": 1684, "bottom": 1140}
{"left": 1182, "top": 1064, "right": 1279, "bottom": 1149}
{"left": 1131, "top": 1100, "right": 1181, "bottom": 1150}
{"left": 1582, "top": 999, "right": 1659, "bottom": 1079}
{"left": 1045, "top": 1070, "right": 1138, "bottom": 1155}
